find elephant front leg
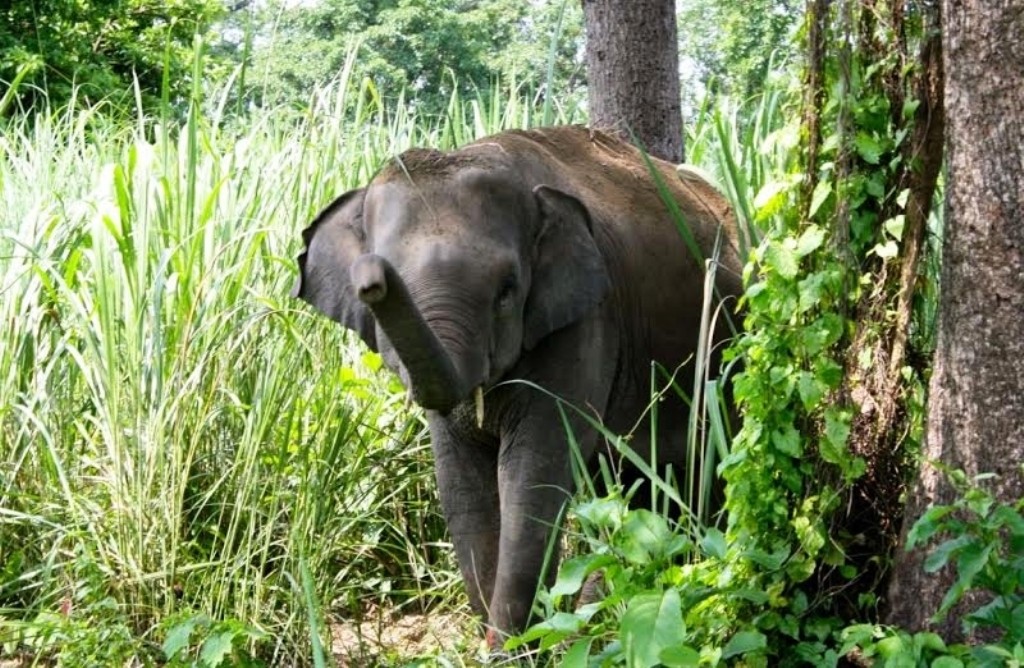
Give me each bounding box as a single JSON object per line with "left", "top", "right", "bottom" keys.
{"left": 427, "top": 414, "right": 501, "bottom": 619}
{"left": 486, "top": 415, "right": 579, "bottom": 650}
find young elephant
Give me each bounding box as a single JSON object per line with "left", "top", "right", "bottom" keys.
{"left": 293, "top": 125, "right": 742, "bottom": 649}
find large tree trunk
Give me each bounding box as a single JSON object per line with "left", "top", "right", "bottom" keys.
{"left": 886, "top": 0, "right": 1024, "bottom": 640}
{"left": 581, "top": 0, "right": 684, "bottom": 163}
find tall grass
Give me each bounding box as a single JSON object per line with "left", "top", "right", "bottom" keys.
{"left": 0, "top": 67, "right": 576, "bottom": 663}
{"left": 689, "top": 87, "right": 797, "bottom": 258}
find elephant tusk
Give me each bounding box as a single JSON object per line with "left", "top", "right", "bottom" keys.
{"left": 475, "top": 386, "right": 485, "bottom": 428}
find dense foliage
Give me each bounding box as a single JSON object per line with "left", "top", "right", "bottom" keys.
{"left": 678, "top": 0, "right": 801, "bottom": 100}
{"left": 1, "top": 0, "right": 583, "bottom": 119}
{"left": 0, "top": 0, "right": 226, "bottom": 114}
{"left": 244, "top": 0, "right": 584, "bottom": 113}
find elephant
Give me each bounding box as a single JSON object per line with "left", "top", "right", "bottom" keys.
{"left": 292, "top": 125, "right": 743, "bottom": 649}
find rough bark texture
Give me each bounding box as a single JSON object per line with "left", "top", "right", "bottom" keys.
{"left": 886, "top": 0, "right": 1024, "bottom": 640}
{"left": 827, "top": 0, "right": 945, "bottom": 620}
{"left": 801, "top": 0, "right": 828, "bottom": 216}
{"left": 582, "top": 0, "right": 684, "bottom": 163}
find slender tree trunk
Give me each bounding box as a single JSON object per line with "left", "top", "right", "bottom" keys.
{"left": 581, "top": 0, "right": 684, "bottom": 162}
{"left": 886, "top": 0, "right": 1024, "bottom": 639}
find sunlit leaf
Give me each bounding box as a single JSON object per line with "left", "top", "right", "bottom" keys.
{"left": 765, "top": 241, "right": 799, "bottom": 279}
{"left": 808, "top": 181, "right": 832, "bottom": 218}
{"left": 700, "top": 528, "right": 727, "bottom": 559}
{"left": 721, "top": 630, "right": 766, "bottom": 659}
{"left": 854, "top": 132, "right": 883, "bottom": 164}
{"left": 620, "top": 589, "right": 685, "bottom": 668}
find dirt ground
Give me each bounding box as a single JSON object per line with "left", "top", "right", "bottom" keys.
{"left": 331, "top": 609, "right": 480, "bottom": 666}
{"left": 0, "top": 612, "right": 479, "bottom": 667}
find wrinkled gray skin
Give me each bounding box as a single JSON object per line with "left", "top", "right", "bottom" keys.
{"left": 293, "top": 126, "right": 742, "bottom": 649}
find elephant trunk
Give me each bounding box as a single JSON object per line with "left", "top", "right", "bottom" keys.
{"left": 350, "top": 253, "right": 468, "bottom": 413}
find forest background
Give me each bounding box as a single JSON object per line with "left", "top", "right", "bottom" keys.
{"left": 1, "top": 0, "right": 1021, "bottom": 666}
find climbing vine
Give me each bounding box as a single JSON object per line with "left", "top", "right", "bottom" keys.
{"left": 719, "top": 0, "right": 944, "bottom": 656}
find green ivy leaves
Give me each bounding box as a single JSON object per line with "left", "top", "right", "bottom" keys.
{"left": 907, "top": 472, "right": 1024, "bottom": 641}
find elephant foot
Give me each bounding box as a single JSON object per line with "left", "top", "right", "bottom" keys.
{"left": 485, "top": 627, "right": 506, "bottom": 654}
{"left": 483, "top": 627, "right": 534, "bottom": 665}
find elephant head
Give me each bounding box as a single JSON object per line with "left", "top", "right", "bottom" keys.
{"left": 293, "top": 154, "right": 611, "bottom": 414}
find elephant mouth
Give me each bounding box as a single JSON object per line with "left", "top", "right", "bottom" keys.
{"left": 390, "top": 356, "right": 486, "bottom": 424}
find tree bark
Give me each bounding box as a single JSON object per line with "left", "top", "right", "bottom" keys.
{"left": 886, "top": 0, "right": 1024, "bottom": 640}
{"left": 582, "top": 0, "right": 684, "bottom": 162}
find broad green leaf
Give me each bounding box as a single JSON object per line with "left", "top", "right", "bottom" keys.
{"left": 992, "top": 504, "right": 1024, "bottom": 536}
{"left": 772, "top": 424, "right": 802, "bottom": 457}
{"left": 660, "top": 644, "right": 701, "bottom": 666}
{"left": 575, "top": 496, "right": 626, "bottom": 532}
{"left": 797, "top": 273, "right": 826, "bottom": 313}
{"left": 800, "top": 321, "right": 831, "bottom": 355}
{"left": 902, "top": 99, "right": 921, "bottom": 119}
{"left": 884, "top": 215, "right": 905, "bottom": 241}
{"left": 808, "top": 181, "right": 832, "bottom": 218}
{"left": 965, "top": 487, "right": 995, "bottom": 517}
{"left": 931, "top": 657, "right": 964, "bottom": 668}
{"left": 620, "top": 589, "right": 685, "bottom": 668}
{"left": 162, "top": 616, "right": 206, "bottom": 659}
{"left": 793, "top": 515, "right": 825, "bottom": 554}
{"left": 1010, "top": 602, "right": 1024, "bottom": 640}
{"left": 896, "top": 188, "right": 911, "bottom": 208}
{"left": 914, "top": 631, "right": 947, "bottom": 652}
{"left": 923, "top": 536, "right": 970, "bottom": 573}
{"left": 855, "top": 132, "right": 883, "bottom": 164}
{"left": 935, "top": 542, "right": 994, "bottom": 614}
{"left": 199, "top": 630, "right": 236, "bottom": 667}
{"left": 865, "top": 173, "right": 886, "bottom": 198}
{"left": 551, "top": 554, "right": 616, "bottom": 598}
{"left": 700, "top": 528, "right": 727, "bottom": 559}
{"left": 797, "top": 372, "right": 825, "bottom": 410}
{"left": 361, "top": 351, "right": 384, "bottom": 372}
{"left": 796, "top": 225, "right": 826, "bottom": 257}
{"left": 511, "top": 612, "right": 583, "bottom": 647}
{"left": 721, "top": 630, "right": 767, "bottom": 659}
{"left": 871, "top": 240, "right": 899, "bottom": 259}
{"left": 876, "top": 634, "right": 909, "bottom": 658}
{"left": 745, "top": 281, "right": 767, "bottom": 300}
{"left": 818, "top": 359, "right": 844, "bottom": 388}
{"left": 820, "top": 409, "right": 851, "bottom": 466}
{"left": 765, "top": 241, "right": 799, "bottom": 279}
{"left": 753, "top": 180, "right": 789, "bottom": 221}
{"left": 731, "top": 589, "right": 770, "bottom": 604}
{"left": 617, "top": 510, "right": 674, "bottom": 565}
{"left": 954, "top": 541, "right": 993, "bottom": 583}
{"left": 560, "top": 637, "right": 594, "bottom": 668}
{"left": 838, "top": 623, "right": 879, "bottom": 656}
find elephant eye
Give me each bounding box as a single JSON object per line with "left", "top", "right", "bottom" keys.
{"left": 496, "top": 274, "right": 518, "bottom": 313}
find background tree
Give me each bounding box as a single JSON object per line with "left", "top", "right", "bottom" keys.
{"left": 0, "top": 0, "right": 226, "bottom": 113}
{"left": 582, "top": 0, "right": 683, "bottom": 162}
{"left": 245, "top": 0, "right": 584, "bottom": 114}
{"left": 677, "top": 0, "right": 800, "bottom": 101}
{"left": 887, "top": 0, "right": 1024, "bottom": 639}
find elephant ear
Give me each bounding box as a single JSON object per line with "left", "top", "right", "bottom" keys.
{"left": 524, "top": 185, "right": 611, "bottom": 350}
{"left": 292, "top": 188, "right": 377, "bottom": 351}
